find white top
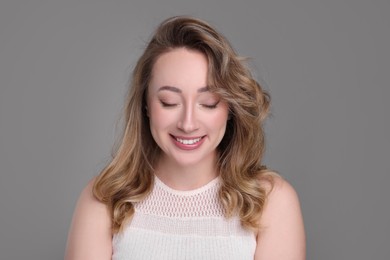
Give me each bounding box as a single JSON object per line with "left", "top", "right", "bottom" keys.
{"left": 112, "top": 176, "right": 256, "bottom": 260}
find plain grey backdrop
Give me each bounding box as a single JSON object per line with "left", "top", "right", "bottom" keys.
{"left": 0, "top": 0, "right": 389, "bottom": 259}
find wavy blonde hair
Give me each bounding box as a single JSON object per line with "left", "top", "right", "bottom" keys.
{"left": 93, "top": 16, "right": 275, "bottom": 233}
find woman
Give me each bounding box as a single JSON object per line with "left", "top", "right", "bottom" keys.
{"left": 66, "top": 16, "right": 305, "bottom": 259}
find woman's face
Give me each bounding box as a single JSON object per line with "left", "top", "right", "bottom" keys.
{"left": 147, "top": 48, "right": 229, "bottom": 167}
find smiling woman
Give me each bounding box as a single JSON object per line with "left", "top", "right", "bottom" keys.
{"left": 65, "top": 16, "right": 305, "bottom": 260}
{"left": 147, "top": 48, "right": 229, "bottom": 178}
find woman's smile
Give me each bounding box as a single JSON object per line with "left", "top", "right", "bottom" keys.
{"left": 171, "top": 135, "right": 206, "bottom": 150}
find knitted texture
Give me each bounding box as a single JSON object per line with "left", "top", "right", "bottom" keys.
{"left": 112, "top": 176, "right": 256, "bottom": 259}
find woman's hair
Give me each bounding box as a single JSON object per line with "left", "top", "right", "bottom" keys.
{"left": 93, "top": 16, "right": 274, "bottom": 233}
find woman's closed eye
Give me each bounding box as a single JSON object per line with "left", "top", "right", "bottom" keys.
{"left": 158, "top": 98, "right": 220, "bottom": 109}
{"left": 160, "top": 100, "right": 178, "bottom": 107}
{"left": 201, "top": 101, "right": 220, "bottom": 109}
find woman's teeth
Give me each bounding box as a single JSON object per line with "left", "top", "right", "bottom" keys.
{"left": 176, "top": 137, "right": 202, "bottom": 145}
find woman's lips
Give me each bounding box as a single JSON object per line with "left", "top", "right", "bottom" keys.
{"left": 170, "top": 135, "right": 206, "bottom": 150}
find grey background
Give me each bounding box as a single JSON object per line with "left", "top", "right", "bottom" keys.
{"left": 0, "top": 0, "right": 389, "bottom": 259}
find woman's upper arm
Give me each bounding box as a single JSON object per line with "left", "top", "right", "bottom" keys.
{"left": 255, "top": 177, "right": 306, "bottom": 260}
{"left": 65, "top": 179, "right": 112, "bottom": 260}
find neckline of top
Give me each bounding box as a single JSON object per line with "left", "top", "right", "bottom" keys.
{"left": 154, "top": 174, "right": 221, "bottom": 196}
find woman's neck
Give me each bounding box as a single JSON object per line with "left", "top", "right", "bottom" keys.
{"left": 154, "top": 154, "right": 219, "bottom": 191}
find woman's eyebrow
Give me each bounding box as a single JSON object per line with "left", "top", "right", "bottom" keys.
{"left": 197, "top": 86, "right": 209, "bottom": 93}
{"left": 157, "top": 86, "right": 210, "bottom": 93}
{"left": 158, "top": 86, "right": 181, "bottom": 93}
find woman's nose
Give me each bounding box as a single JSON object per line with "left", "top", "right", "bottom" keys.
{"left": 177, "top": 104, "right": 199, "bottom": 133}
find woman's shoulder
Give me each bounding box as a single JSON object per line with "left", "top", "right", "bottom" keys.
{"left": 65, "top": 178, "right": 112, "bottom": 260}
{"left": 258, "top": 172, "right": 302, "bottom": 223}
{"left": 71, "top": 178, "right": 108, "bottom": 216}
{"left": 255, "top": 173, "right": 306, "bottom": 259}
{"left": 259, "top": 172, "right": 297, "bottom": 198}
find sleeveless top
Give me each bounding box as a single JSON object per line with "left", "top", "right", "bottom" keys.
{"left": 112, "top": 176, "right": 256, "bottom": 260}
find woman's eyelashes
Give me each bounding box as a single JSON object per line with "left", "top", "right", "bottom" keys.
{"left": 201, "top": 101, "right": 220, "bottom": 109}
{"left": 159, "top": 100, "right": 178, "bottom": 107}
{"left": 159, "top": 100, "right": 220, "bottom": 109}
